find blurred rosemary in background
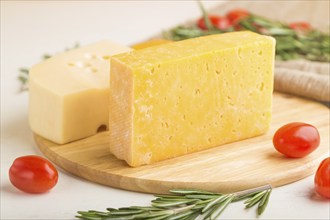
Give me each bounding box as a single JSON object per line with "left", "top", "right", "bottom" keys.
{"left": 164, "top": 1, "right": 330, "bottom": 62}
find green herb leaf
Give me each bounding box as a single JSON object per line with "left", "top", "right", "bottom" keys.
{"left": 258, "top": 189, "right": 272, "bottom": 215}
{"left": 210, "top": 195, "right": 234, "bottom": 220}
{"left": 42, "top": 54, "right": 52, "bottom": 60}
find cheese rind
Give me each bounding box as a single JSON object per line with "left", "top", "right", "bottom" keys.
{"left": 29, "top": 41, "right": 131, "bottom": 144}
{"left": 110, "top": 31, "right": 275, "bottom": 167}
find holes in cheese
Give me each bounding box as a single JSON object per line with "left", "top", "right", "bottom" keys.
{"left": 29, "top": 41, "right": 131, "bottom": 144}
{"left": 109, "top": 31, "right": 275, "bottom": 167}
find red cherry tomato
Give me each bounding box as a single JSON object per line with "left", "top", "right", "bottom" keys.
{"left": 197, "top": 15, "right": 232, "bottom": 30}
{"left": 315, "top": 157, "right": 330, "bottom": 199}
{"left": 289, "top": 22, "right": 311, "bottom": 31}
{"left": 9, "top": 155, "right": 58, "bottom": 193}
{"left": 226, "top": 9, "right": 250, "bottom": 24}
{"left": 273, "top": 122, "right": 320, "bottom": 158}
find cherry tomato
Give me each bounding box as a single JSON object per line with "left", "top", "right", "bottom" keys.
{"left": 289, "top": 22, "right": 311, "bottom": 31}
{"left": 9, "top": 155, "right": 58, "bottom": 193}
{"left": 197, "top": 15, "right": 232, "bottom": 30}
{"left": 273, "top": 122, "right": 320, "bottom": 158}
{"left": 226, "top": 9, "right": 250, "bottom": 24}
{"left": 315, "top": 157, "right": 330, "bottom": 199}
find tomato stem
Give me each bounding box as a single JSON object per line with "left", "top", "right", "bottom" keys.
{"left": 197, "top": 0, "right": 214, "bottom": 30}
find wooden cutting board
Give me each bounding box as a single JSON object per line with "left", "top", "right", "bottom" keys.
{"left": 35, "top": 93, "right": 330, "bottom": 194}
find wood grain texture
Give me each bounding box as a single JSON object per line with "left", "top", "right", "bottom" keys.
{"left": 35, "top": 93, "right": 330, "bottom": 194}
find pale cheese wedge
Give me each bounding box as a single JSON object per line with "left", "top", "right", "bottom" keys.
{"left": 29, "top": 41, "right": 131, "bottom": 144}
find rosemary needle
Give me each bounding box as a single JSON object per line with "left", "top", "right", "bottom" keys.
{"left": 258, "top": 189, "right": 272, "bottom": 215}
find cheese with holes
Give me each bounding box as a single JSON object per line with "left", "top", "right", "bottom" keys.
{"left": 110, "top": 31, "right": 275, "bottom": 167}
{"left": 29, "top": 41, "right": 131, "bottom": 144}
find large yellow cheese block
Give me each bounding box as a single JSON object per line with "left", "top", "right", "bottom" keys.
{"left": 110, "top": 31, "right": 275, "bottom": 167}
{"left": 29, "top": 41, "right": 131, "bottom": 144}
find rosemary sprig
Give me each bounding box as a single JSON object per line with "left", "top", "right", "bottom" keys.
{"left": 197, "top": 0, "right": 214, "bottom": 31}
{"left": 17, "top": 42, "right": 80, "bottom": 92}
{"left": 76, "top": 184, "right": 272, "bottom": 220}
{"left": 163, "top": 4, "right": 330, "bottom": 63}
{"left": 18, "top": 68, "right": 30, "bottom": 92}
